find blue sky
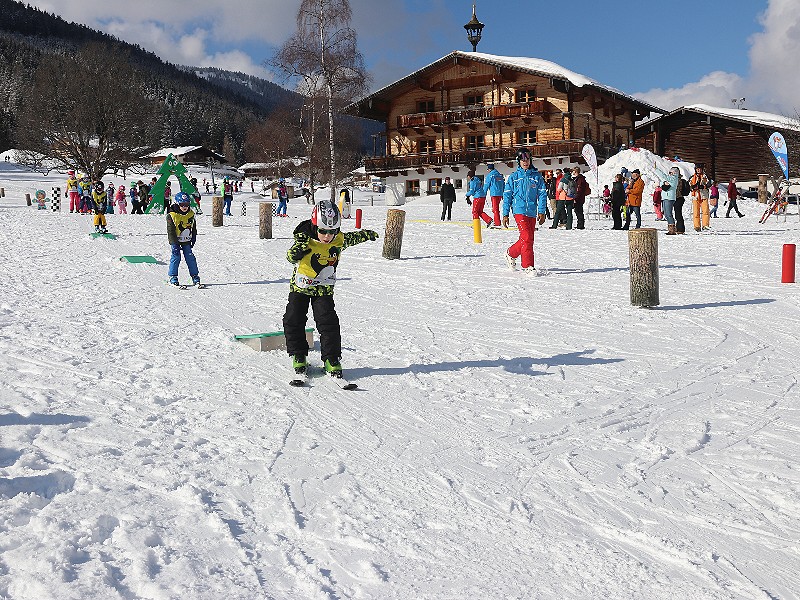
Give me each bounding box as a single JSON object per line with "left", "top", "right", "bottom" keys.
{"left": 24, "top": 0, "right": 800, "bottom": 115}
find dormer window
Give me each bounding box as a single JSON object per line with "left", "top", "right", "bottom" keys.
{"left": 417, "top": 99, "right": 435, "bottom": 113}
{"left": 515, "top": 88, "right": 537, "bottom": 103}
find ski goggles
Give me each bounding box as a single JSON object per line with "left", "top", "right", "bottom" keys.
{"left": 518, "top": 151, "right": 531, "bottom": 161}
{"left": 318, "top": 227, "right": 339, "bottom": 235}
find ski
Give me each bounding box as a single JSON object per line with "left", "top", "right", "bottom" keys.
{"left": 327, "top": 372, "right": 357, "bottom": 390}
{"left": 178, "top": 283, "right": 207, "bottom": 290}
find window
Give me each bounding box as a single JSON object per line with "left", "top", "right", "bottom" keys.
{"left": 454, "top": 179, "right": 463, "bottom": 189}
{"left": 405, "top": 179, "right": 420, "bottom": 196}
{"left": 417, "top": 139, "right": 436, "bottom": 154}
{"left": 518, "top": 130, "right": 537, "bottom": 145}
{"left": 428, "top": 178, "right": 442, "bottom": 194}
{"left": 466, "top": 135, "right": 485, "bottom": 151}
{"left": 464, "top": 94, "right": 484, "bottom": 106}
{"left": 515, "top": 88, "right": 537, "bottom": 103}
{"left": 417, "top": 99, "right": 435, "bottom": 113}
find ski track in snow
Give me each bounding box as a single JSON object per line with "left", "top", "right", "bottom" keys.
{"left": 0, "top": 163, "right": 799, "bottom": 599}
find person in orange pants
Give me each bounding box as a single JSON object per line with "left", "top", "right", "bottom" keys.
{"left": 690, "top": 164, "right": 711, "bottom": 231}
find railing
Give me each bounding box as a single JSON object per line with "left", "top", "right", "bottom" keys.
{"left": 397, "top": 101, "right": 549, "bottom": 129}
{"left": 364, "top": 141, "right": 619, "bottom": 173}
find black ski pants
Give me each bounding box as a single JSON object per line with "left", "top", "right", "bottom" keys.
{"left": 441, "top": 200, "right": 453, "bottom": 220}
{"left": 283, "top": 291, "right": 341, "bottom": 361}
{"left": 674, "top": 197, "right": 686, "bottom": 233}
{"left": 726, "top": 199, "right": 743, "bottom": 217}
{"left": 611, "top": 200, "right": 624, "bottom": 229}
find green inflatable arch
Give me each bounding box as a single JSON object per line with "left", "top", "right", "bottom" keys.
{"left": 144, "top": 153, "right": 201, "bottom": 214}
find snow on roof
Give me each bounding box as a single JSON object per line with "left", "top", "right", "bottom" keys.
{"left": 357, "top": 51, "right": 663, "bottom": 114}
{"left": 239, "top": 157, "right": 307, "bottom": 170}
{"left": 145, "top": 146, "right": 224, "bottom": 159}
{"left": 678, "top": 104, "right": 800, "bottom": 132}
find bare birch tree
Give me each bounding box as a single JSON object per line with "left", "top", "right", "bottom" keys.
{"left": 272, "top": 0, "right": 370, "bottom": 202}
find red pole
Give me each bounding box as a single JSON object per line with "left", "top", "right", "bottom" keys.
{"left": 355, "top": 208, "right": 362, "bottom": 229}
{"left": 782, "top": 243, "right": 796, "bottom": 283}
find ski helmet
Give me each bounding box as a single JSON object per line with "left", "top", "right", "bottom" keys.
{"left": 311, "top": 200, "right": 341, "bottom": 232}
{"left": 94, "top": 181, "right": 105, "bottom": 191}
{"left": 175, "top": 192, "right": 190, "bottom": 205}
{"left": 67, "top": 169, "right": 75, "bottom": 176}
{"left": 516, "top": 148, "right": 532, "bottom": 164}
{"left": 486, "top": 163, "right": 494, "bottom": 170}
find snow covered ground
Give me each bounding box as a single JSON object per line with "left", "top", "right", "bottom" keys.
{"left": 1, "top": 155, "right": 799, "bottom": 599}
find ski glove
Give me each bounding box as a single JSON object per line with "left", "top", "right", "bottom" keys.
{"left": 365, "top": 230, "right": 379, "bottom": 241}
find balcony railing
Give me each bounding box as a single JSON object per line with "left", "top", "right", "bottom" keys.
{"left": 364, "top": 141, "right": 617, "bottom": 173}
{"left": 397, "top": 101, "right": 549, "bottom": 129}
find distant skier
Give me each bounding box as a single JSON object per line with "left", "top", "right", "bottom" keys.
{"left": 466, "top": 170, "right": 492, "bottom": 227}
{"left": 78, "top": 174, "right": 93, "bottom": 214}
{"left": 65, "top": 170, "right": 80, "bottom": 213}
{"left": 483, "top": 163, "right": 505, "bottom": 227}
{"left": 115, "top": 185, "right": 128, "bottom": 214}
{"left": 283, "top": 200, "right": 378, "bottom": 382}
{"left": 106, "top": 182, "right": 115, "bottom": 214}
{"left": 163, "top": 180, "right": 172, "bottom": 213}
{"left": 223, "top": 177, "right": 233, "bottom": 216}
{"left": 91, "top": 181, "right": 109, "bottom": 233}
{"left": 166, "top": 192, "right": 200, "bottom": 287}
{"left": 276, "top": 179, "right": 289, "bottom": 217}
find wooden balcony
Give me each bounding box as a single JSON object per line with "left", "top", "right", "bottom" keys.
{"left": 397, "top": 101, "right": 549, "bottom": 129}
{"left": 364, "top": 140, "right": 616, "bottom": 174}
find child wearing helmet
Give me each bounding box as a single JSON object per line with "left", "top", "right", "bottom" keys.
{"left": 166, "top": 192, "right": 200, "bottom": 287}
{"left": 283, "top": 200, "right": 379, "bottom": 382}
{"left": 78, "top": 175, "right": 93, "bottom": 214}
{"left": 91, "top": 181, "right": 109, "bottom": 233}
{"left": 65, "top": 170, "right": 80, "bottom": 213}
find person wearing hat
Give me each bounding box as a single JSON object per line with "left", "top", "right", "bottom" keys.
{"left": 689, "top": 163, "right": 711, "bottom": 231}
{"left": 439, "top": 176, "right": 456, "bottom": 221}
{"left": 482, "top": 163, "right": 506, "bottom": 227}
{"left": 623, "top": 169, "right": 644, "bottom": 229}
{"left": 91, "top": 181, "right": 109, "bottom": 233}
{"left": 223, "top": 177, "right": 233, "bottom": 216}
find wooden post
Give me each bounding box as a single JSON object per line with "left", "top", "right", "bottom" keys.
{"left": 382, "top": 209, "right": 406, "bottom": 260}
{"left": 259, "top": 202, "right": 273, "bottom": 239}
{"left": 629, "top": 228, "right": 659, "bottom": 307}
{"left": 0, "top": 187, "right": 4, "bottom": 197}
{"left": 758, "top": 174, "right": 769, "bottom": 204}
{"left": 212, "top": 196, "right": 224, "bottom": 227}
{"left": 25, "top": 193, "right": 31, "bottom": 206}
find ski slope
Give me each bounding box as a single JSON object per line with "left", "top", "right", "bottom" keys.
{"left": 1, "top": 159, "right": 799, "bottom": 599}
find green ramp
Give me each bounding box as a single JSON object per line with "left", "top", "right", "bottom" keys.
{"left": 235, "top": 328, "right": 314, "bottom": 352}
{"left": 120, "top": 256, "right": 158, "bottom": 264}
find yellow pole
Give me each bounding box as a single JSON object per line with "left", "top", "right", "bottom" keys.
{"left": 473, "top": 218, "right": 482, "bottom": 243}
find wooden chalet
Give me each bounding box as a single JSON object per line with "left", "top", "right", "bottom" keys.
{"left": 145, "top": 146, "right": 226, "bottom": 167}
{"left": 347, "top": 51, "right": 664, "bottom": 204}
{"left": 634, "top": 104, "right": 800, "bottom": 183}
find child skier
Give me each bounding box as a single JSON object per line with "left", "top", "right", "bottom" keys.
{"left": 65, "top": 170, "right": 79, "bottom": 213}
{"left": 79, "top": 174, "right": 93, "bottom": 214}
{"left": 91, "top": 181, "right": 109, "bottom": 233}
{"left": 283, "top": 200, "right": 378, "bottom": 383}
{"left": 116, "top": 185, "right": 128, "bottom": 214}
{"left": 166, "top": 192, "right": 201, "bottom": 287}
{"left": 106, "top": 182, "right": 115, "bottom": 214}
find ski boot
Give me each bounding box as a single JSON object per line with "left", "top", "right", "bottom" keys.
{"left": 504, "top": 251, "right": 517, "bottom": 271}
{"left": 168, "top": 276, "right": 180, "bottom": 287}
{"left": 324, "top": 358, "right": 343, "bottom": 378}
{"left": 191, "top": 275, "right": 201, "bottom": 287}
{"left": 292, "top": 354, "right": 308, "bottom": 375}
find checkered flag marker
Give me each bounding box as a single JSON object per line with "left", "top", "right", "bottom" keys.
{"left": 241, "top": 202, "right": 246, "bottom": 216}
{"left": 51, "top": 187, "right": 61, "bottom": 212}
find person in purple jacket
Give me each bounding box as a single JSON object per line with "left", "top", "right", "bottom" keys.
{"left": 502, "top": 148, "right": 548, "bottom": 273}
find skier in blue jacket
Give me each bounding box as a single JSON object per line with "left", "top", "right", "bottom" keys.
{"left": 502, "top": 148, "right": 548, "bottom": 272}
{"left": 466, "top": 171, "right": 492, "bottom": 227}
{"left": 482, "top": 163, "right": 505, "bottom": 227}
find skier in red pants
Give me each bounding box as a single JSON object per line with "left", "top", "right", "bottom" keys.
{"left": 502, "top": 148, "right": 548, "bottom": 273}
{"left": 466, "top": 170, "right": 492, "bottom": 228}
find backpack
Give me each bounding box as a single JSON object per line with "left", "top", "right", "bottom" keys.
{"left": 680, "top": 178, "right": 690, "bottom": 197}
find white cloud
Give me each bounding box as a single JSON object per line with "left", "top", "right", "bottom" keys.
{"left": 635, "top": 71, "right": 747, "bottom": 113}
{"left": 636, "top": 0, "right": 800, "bottom": 116}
